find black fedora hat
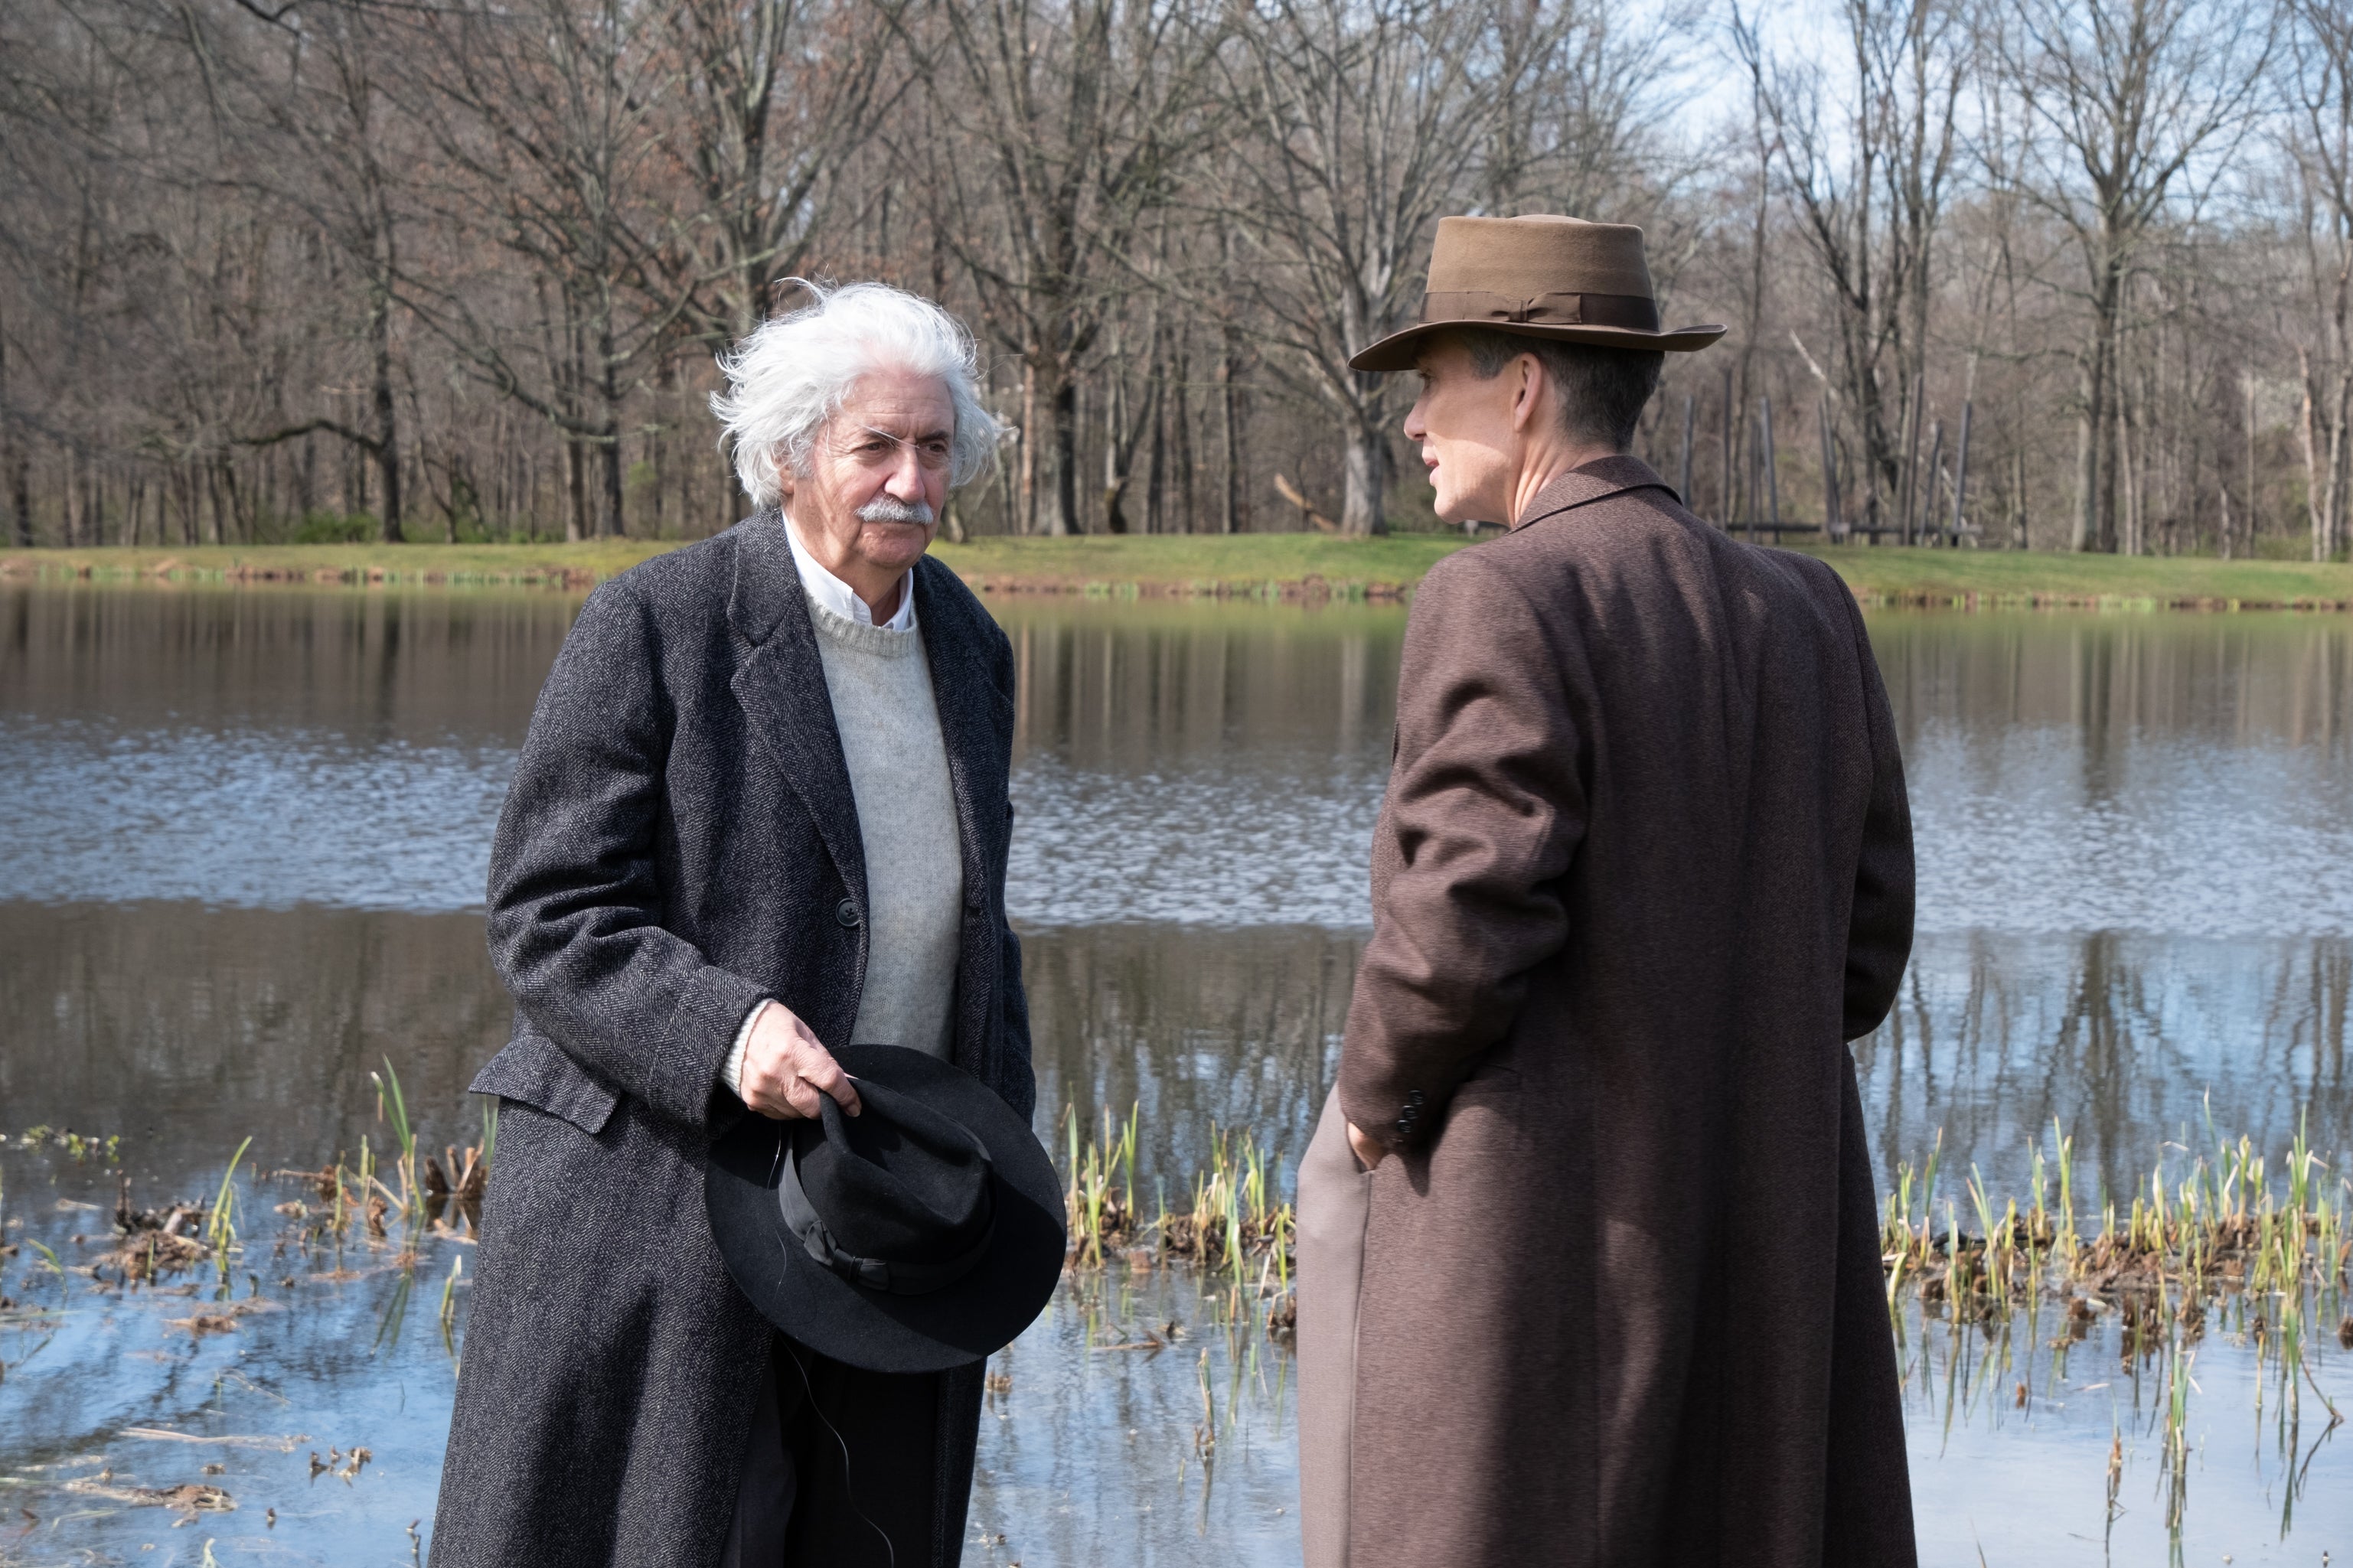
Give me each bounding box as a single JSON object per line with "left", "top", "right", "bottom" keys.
{"left": 704, "top": 1045, "right": 1066, "bottom": 1374}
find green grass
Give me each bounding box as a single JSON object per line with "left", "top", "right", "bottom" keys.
{"left": 1791, "top": 544, "right": 2353, "bottom": 609}
{"left": 0, "top": 540, "right": 678, "bottom": 587}
{"left": 9, "top": 534, "right": 2353, "bottom": 608}
{"left": 935, "top": 532, "right": 1464, "bottom": 595}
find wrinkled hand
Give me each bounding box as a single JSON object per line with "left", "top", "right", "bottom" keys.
{"left": 1346, "top": 1120, "right": 1387, "bottom": 1172}
{"left": 740, "top": 1002, "right": 862, "bottom": 1120}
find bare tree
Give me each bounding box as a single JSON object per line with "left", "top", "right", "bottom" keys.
{"left": 659, "top": 0, "right": 907, "bottom": 345}
{"left": 1738, "top": 0, "right": 1966, "bottom": 535}
{"left": 1219, "top": 0, "right": 1560, "bottom": 534}
{"left": 921, "top": 0, "right": 1214, "bottom": 535}
{"left": 1991, "top": 0, "right": 2274, "bottom": 551}
{"left": 161, "top": 0, "right": 423, "bottom": 541}
{"left": 2287, "top": 0, "right": 2352, "bottom": 562}
{"left": 0, "top": 0, "right": 2327, "bottom": 556}
{"left": 392, "top": 0, "right": 700, "bottom": 539}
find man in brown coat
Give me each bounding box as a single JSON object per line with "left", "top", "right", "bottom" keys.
{"left": 1294, "top": 215, "right": 1917, "bottom": 1567}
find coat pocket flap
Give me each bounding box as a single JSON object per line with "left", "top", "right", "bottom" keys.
{"left": 469, "top": 1032, "right": 619, "bottom": 1136}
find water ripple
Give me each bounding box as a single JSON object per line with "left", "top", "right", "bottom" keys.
{"left": 8, "top": 713, "right": 2353, "bottom": 937}
{"left": 0, "top": 717, "right": 508, "bottom": 911}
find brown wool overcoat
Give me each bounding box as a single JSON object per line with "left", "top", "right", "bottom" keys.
{"left": 1336, "top": 455, "right": 1917, "bottom": 1567}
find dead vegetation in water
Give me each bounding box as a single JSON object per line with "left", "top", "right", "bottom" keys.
{"left": 5, "top": 1061, "right": 493, "bottom": 1368}
{"left": 1885, "top": 1110, "right": 2351, "bottom": 1540}
{"left": 1883, "top": 1116, "right": 2349, "bottom": 1323}
{"left": 61, "top": 1478, "right": 236, "bottom": 1517}
{"left": 1059, "top": 1105, "right": 1294, "bottom": 1285}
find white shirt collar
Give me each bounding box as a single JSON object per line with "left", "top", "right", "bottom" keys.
{"left": 781, "top": 510, "right": 917, "bottom": 631}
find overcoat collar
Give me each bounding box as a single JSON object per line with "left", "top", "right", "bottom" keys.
{"left": 726, "top": 512, "right": 868, "bottom": 914}
{"left": 1513, "top": 455, "right": 1679, "bottom": 531}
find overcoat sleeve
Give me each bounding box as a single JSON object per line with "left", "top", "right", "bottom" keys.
{"left": 1833, "top": 585, "right": 1914, "bottom": 1040}
{"left": 1339, "top": 553, "right": 1588, "bottom": 1152}
{"left": 484, "top": 579, "right": 768, "bottom": 1131}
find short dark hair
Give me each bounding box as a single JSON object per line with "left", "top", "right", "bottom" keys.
{"left": 1451, "top": 328, "right": 1664, "bottom": 451}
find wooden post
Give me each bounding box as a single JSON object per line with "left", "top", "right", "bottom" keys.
{"left": 1761, "top": 396, "right": 1781, "bottom": 534}
{"left": 1818, "top": 392, "right": 1842, "bottom": 542}
{"left": 1679, "top": 392, "right": 1695, "bottom": 508}
{"left": 1949, "top": 400, "right": 1973, "bottom": 546}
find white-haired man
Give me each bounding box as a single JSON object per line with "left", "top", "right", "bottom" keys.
{"left": 430, "top": 282, "right": 1033, "bottom": 1568}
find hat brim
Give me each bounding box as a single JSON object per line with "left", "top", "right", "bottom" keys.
{"left": 705, "top": 1046, "right": 1066, "bottom": 1374}
{"left": 1348, "top": 318, "right": 1728, "bottom": 373}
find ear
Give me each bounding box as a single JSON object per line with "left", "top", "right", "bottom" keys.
{"left": 1509, "top": 353, "right": 1545, "bottom": 434}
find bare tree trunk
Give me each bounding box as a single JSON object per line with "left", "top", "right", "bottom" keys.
{"left": 1818, "top": 392, "right": 1842, "bottom": 539}
{"left": 2117, "top": 395, "right": 2138, "bottom": 556}
{"left": 64, "top": 444, "right": 84, "bottom": 548}
{"left": 1171, "top": 336, "right": 1196, "bottom": 533}
{"left": 1680, "top": 393, "right": 1696, "bottom": 509}
{"left": 11, "top": 448, "right": 31, "bottom": 549}
{"left": 601, "top": 422, "right": 625, "bottom": 540}
{"left": 1341, "top": 416, "right": 1387, "bottom": 536}
{"left": 1719, "top": 368, "right": 1735, "bottom": 526}
{"left": 1019, "top": 358, "right": 1038, "bottom": 536}
{"left": 1049, "top": 376, "right": 1078, "bottom": 537}
{"left": 373, "top": 286, "right": 403, "bottom": 543}
{"left": 565, "top": 438, "right": 586, "bottom": 544}
{"left": 1219, "top": 333, "right": 1244, "bottom": 535}
{"left": 0, "top": 318, "right": 25, "bottom": 549}
{"left": 1949, "top": 399, "right": 1973, "bottom": 546}
{"left": 2243, "top": 371, "right": 2258, "bottom": 553}
{"left": 2071, "top": 332, "right": 2106, "bottom": 552}
{"left": 2302, "top": 348, "right": 2330, "bottom": 560}
{"left": 1146, "top": 347, "right": 1167, "bottom": 535}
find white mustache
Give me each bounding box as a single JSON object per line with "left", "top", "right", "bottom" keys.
{"left": 857, "top": 497, "right": 935, "bottom": 525}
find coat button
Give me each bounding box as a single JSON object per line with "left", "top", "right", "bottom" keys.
{"left": 1405, "top": 1090, "right": 1427, "bottom": 1109}
{"left": 835, "top": 898, "right": 860, "bottom": 928}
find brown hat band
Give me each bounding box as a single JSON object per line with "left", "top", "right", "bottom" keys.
{"left": 1419, "top": 289, "right": 1660, "bottom": 333}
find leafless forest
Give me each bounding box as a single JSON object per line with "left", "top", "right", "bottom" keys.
{"left": 0, "top": 0, "right": 2345, "bottom": 553}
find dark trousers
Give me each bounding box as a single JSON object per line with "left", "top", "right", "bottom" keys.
{"left": 721, "top": 1335, "right": 960, "bottom": 1568}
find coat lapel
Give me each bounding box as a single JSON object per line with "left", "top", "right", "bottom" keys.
{"left": 914, "top": 559, "right": 997, "bottom": 906}
{"left": 726, "top": 513, "right": 868, "bottom": 914}
{"left": 914, "top": 557, "right": 1005, "bottom": 1074}
{"left": 1513, "top": 455, "right": 1678, "bottom": 530}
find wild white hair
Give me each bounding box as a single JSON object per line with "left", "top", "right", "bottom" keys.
{"left": 710, "top": 279, "right": 1002, "bottom": 507}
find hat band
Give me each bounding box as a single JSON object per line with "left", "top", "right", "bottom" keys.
{"left": 1418, "top": 289, "right": 1661, "bottom": 333}
{"left": 778, "top": 1142, "right": 997, "bottom": 1297}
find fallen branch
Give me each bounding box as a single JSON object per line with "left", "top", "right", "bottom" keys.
{"left": 1272, "top": 474, "right": 1340, "bottom": 533}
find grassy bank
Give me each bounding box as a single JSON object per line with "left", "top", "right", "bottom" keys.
{"left": 1805, "top": 544, "right": 2353, "bottom": 609}
{"left": 8, "top": 535, "right": 2353, "bottom": 608}
{"left": 0, "top": 540, "right": 679, "bottom": 589}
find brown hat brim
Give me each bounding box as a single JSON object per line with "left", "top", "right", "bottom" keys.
{"left": 1349, "top": 318, "right": 1728, "bottom": 373}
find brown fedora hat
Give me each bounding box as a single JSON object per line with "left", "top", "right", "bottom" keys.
{"left": 1349, "top": 214, "right": 1725, "bottom": 371}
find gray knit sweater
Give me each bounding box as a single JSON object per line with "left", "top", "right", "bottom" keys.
{"left": 804, "top": 593, "right": 964, "bottom": 1057}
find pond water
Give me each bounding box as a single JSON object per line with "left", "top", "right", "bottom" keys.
{"left": 2, "top": 581, "right": 2350, "bottom": 1566}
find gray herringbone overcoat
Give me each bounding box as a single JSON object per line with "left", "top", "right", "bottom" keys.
{"left": 429, "top": 514, "right": 1033, "bottom": 1568}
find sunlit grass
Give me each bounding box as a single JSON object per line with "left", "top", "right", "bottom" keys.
{"left": 11, "top": 533, "right": 2353, "bottom": 606}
